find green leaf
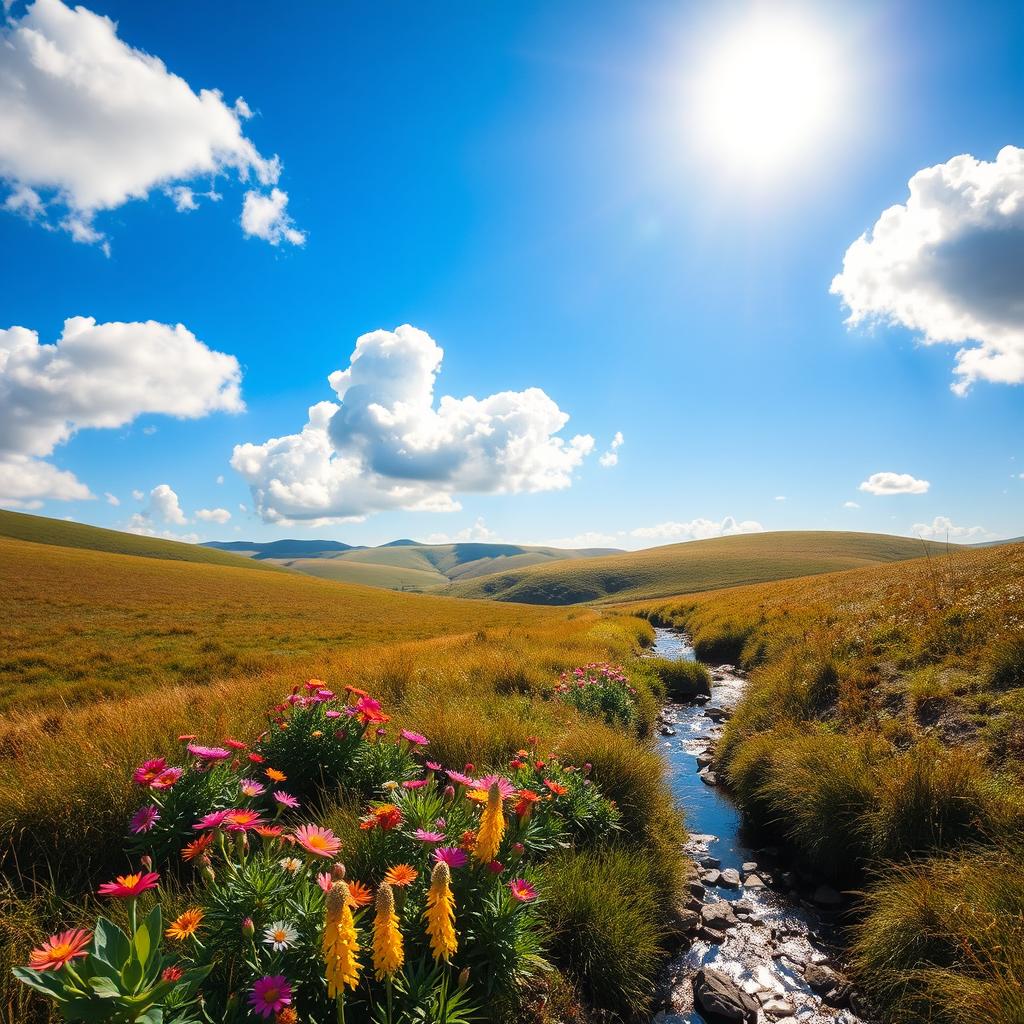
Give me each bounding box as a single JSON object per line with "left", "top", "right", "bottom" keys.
{"left": 86, "top": 975, "right": 121, "bottom": 999}
{"left": 135, "top": 1008, "right": 164, "bottom": 1024}
{"left": 121, "top": 954, "right": 144, "bottom": 993}
{"left": 93, "top": 917, "right": 130, "bottom": 969}
{"left": 11, "top": 966, "right": 69, "bottom": 998}
{"left": 139, "top": 905, "right": 162, "bottom": 966}
{"left": 132, "top": 921, "right": 151, "bottom": 966}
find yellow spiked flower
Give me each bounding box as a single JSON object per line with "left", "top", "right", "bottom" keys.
{"left": 424, "top": 861, "right": 457, "bottom": 962}
{"left": 323, "top": 880, "right": 361, "bottom": 996}
{"left": 372, "top": 881, "right": 404, "bottom": 979}
{"left": 473, "top": 782, "right": 505, "bottom": 864}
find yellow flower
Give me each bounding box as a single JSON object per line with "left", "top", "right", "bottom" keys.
{"left": 323, "top": 880, "right": 361, "bottom": 996}
{"left": 473, "top": 782, "right": 505, "bottom": 864}
{"left": 372, "top": 881, "right": 404, "bottom": 979}
{"left": 424, "top": 861, "right": 457, "bottom": 962}
{"left": 165, "top": 908, "right": 204, "bottom": 940}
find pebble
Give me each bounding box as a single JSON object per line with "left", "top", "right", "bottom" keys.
{"left": 700, "top": 869, "right": 721, "bottom": 886}
{"left": 699, "top": 770, "right": 718, "bottom": 786}
{"left": 742, "top": 861, "right": 758, "bottom": 873}
{"left": 719, "top": 868, "right": 741, "bottom": 887}
{"left": 700, "top": 855, "right": 721, "bottom": 869}
{"left": 744, "top": 873, "right": 766, "bottom": 888}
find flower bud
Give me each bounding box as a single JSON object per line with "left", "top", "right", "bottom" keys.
{"left": 458, "top": 967, "right": 470, "bottom": 989}
{"left": 241, "top": 916, "right": 254, "bottom": 937}
{"left": 140, "top": 854, "right": 153, "bottom": 870}
{"left": 202, "top": 864, "right": 216, "bottom": 884}
{"left": 331, "top": 861, "right": 346, "bottom": 880}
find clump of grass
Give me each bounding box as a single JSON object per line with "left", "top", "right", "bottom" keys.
{"left": 853, "top": 841, "right": 1024, "bottom": 1023}
{"left": 987, "top": 630, "right": 1024, "bottom": 690}
{"left": 643, "top": 655, "right": 711, "bottom": 699}
{"left": 541, "top": 847, "right": 666, "bottom": 1020}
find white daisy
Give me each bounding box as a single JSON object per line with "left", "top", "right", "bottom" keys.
{"left": 263, "top": 920, "right": 298, "bottom": 952}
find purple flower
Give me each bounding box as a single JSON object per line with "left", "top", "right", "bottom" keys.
{"left": 325, "top": 709, "right": 342, "bottom": 719}
{"left": 240, "top": 779, "right": 266, "bottom": 797}
{"left": 414, "top": 828, "right": 445, "bottom": 844}
{"left": 186, "top": 743, "right": 231, "bottom": 762}
{"left": 130, "top": 805, "right": 160, "bottom": 834}
{"left": 434, "top": 846, "right": 468, "bottom": 869}
{"left": 400, "top": 729, "right": 429, "bottom": 747}
{"left": 249, "top": 975, "right": 292, "bottom": 1019}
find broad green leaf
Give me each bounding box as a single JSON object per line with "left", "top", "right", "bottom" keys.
{"left": 121, "top": 954, "right": 144, "bottom": 993}
{"left": 86, "top": 975, "right": 120, "bottom": 998}
{"left": 92, "top": 917, "right": 130, "bottom": 969}
{"left": 132, "top": 921, "right": 151, "bottom": 966}
{"left": 11, "top": 966, "right": 68, "bottom": 998}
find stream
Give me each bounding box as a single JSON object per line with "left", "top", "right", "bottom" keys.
{"left": 650, "top": 628, "right": 868, "bottom": 1024}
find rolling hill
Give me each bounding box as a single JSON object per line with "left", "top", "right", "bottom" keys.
{"left": 0, "top": 509, "right": 283, "bottom": 573}
{"left": 445, "top": 530, "right": 960, "bottom": 605}
{"left": 206, "top": 539, "right": 621, "bottom": 591}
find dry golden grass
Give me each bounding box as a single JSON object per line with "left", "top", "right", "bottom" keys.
{"left": 0, "top": 535, "right": 568, "bottom": 711}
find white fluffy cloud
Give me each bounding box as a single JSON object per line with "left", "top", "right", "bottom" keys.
{"left": 194, "top": 506, "right": 231, "bottom": 524}
{"left": 425, "top": 517, "right": 498, "bottom": 545}
{"left": 232, "top": 325, "right": 595, "bottom": 523}
{"left": 0, "top": 316, "right": 242, "bottom": 507}
{"left": 542, "top": 531, "right": 620, "bottom": 549}
{"left": 127, "top": 484, "right": 190, "bottom": 536}
{"left": 843, "top": 500, "right": 860, "bottom": 509}
{"left": 832, "top": 146, "right": 1024, "bottom": 395}
{"left": 0, "top": 0, "right": 295, "bottom": 248}
{"left": 598, "top": 431, "right": 624, "bottom": 468}
{"left": 104, "top": 491, "right": 119, "bottom": 506}
{"left": 241, "top": 188, "right": 305, "bottom": 246}
{"left": 629, "top": 516, "right": 764, "bottom": 542}
{"left": 858, "top": 472, "right": 930, "bottom": 496}
{"left": 912, "top": 516, "right": 995, "bottom": 542}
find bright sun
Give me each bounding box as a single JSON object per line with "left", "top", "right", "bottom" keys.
{"left": 692, "top": 15, "right": 840, "bottom": 176}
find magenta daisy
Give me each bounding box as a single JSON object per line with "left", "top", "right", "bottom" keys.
{"left": 150, "top": 766, "right": 183, "bottom": 790}
{"left": 473, "top": 774, "right": 516, "bottom": 799}
{"left": 293, "top": 824, "right": 341, "bottom": 858}
{"left": 446, "top": 770, "right": 474, "bottom": 787}
{"left": 130, "top": 805, "right": 160, "bottom": 834}
{"left": 402, "top": 779, "right": 428, "bottom": 789}
{"left": 433, "top": 846, "right": 468, "bottom": 869}
{"left": 249, "top": 975, "right": 292, "bottom": 1019}
{"left": 193, "top": 810, "right": 231, "bottom": 831}
{"left": 316, "top": 871, "right": 332, "bottom": 892}
{"left": 425, "top": 760, "right": 441, "bottom": 771}
{"left": 414, "top": 828, "right": 445, "bottom": 843}
{"left": 509, "top": 878, "right": 538, "bottom": 902}
{"left": 399, "top": 729, "right": 429, "bottom": 747}
{"left": 133, "top": 758, "right": 168, "bottom": 786}
{"left": 273, "top": 791, "right": 300, "bottom": 809}
{"left": 186, "top": 743, "right": 231, "bottom": 762}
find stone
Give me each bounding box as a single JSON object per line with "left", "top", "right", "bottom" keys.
{"left": 677, "top": 909, "right": 700, "bottom": 933}
{"left": 719, "top": 868, "right": 741, "bottom": 887}
{"left": 742, "top": 861, "right": 758, "bottom": 873}
{"left": 700, "top": 770, "right": 718, "bottom": 786}
{"left": 812, "top": 884, "right": 843, "bottom": 907}
{"left": 804, "top": 964, "right": 851, "bottom": 1007}
{"left": 696, "top": 752, "right": 715, "bottom": 769}
{"left": 701, "top": 869, "right": 721, "bottom": 886}
{"left": 699, "top": 925, "right": 728, "bottom": 944}
{"left": 692, "top": 969, "right": 759, "bottom": 1023}
{"left": 701, "top": 855, "right": 721, "bottom": 869}
{"left": 688, "top": 880, "right": 706, "bottom": 899}
{"left": 761, "top": 998, "right": 796, "bottom": 1017}
{"left": 701, "top": 900, "right": 738, "bottom": 930}
{"left": 743, "top": 873, "right": 766, "bottom": 888}
{"left": 659, "top": 725, "right": 677, "bottom": 736}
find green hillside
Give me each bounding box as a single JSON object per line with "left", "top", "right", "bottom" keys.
{"left": 446, "top": 530, "right": 958, "bottom": 605}
{"left": 0, "top": 509, "right": 283, "bottom": 573}
{"left": 232, "top": 540, "right": 620, "bottom": 592}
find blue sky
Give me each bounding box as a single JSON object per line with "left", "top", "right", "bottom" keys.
{"left": 0, "top": 0, "right": 1021, "bottom": 548}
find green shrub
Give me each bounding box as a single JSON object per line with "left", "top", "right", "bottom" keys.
{"left": 644, "top": 656, "right": 711, "bottom": 699}
{"left": 541, "top": 847, "right": 665, "bottom": 1020}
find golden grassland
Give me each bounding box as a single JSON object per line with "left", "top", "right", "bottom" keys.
{"left": 447, "top": 530, "right": 955, "bottom": 605}
{"left": 631, "top": 541, "right": 1024, "bottom": 1024}
{"left": 0, "top": 509, "right": 283, "bottom": 573}
{"left": 0, "top": 535, "right": 572, "bottom": 711}
{"left": 0, "top": 532, "right": 685, "bottom": 1021}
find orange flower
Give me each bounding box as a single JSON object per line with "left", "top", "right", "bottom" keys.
{"left": 28, "top": 928, "right": 91, "bottom": 971}
{"left": 543, "top": 779, "right": 568, "bottom": 796}
{"left": 347, "top": 880, "right": 374, "bottom": 907}
{"left": 383, "top": 864, "right": 418, "bottom": 888}
{"left": 181, "top": 833, "right": 215, "bottom": 862}
{"left": 360, "top": 803, "right": 403, "bottom": 831}
{"left": 166, "top": 908, "right": 204, "bottom": 940}
{"left": 458, "top": 829, "right": 477, "bottom": 851}
{"left": 465, "top": 789, "right": 488, "bottom": 804}
{"left": 265, "top": 768, "right": 287, "bottom": 783}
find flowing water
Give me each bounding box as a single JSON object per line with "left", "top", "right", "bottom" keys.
{"left": 650, "top": 628, "right": 867, "bottom": 1024}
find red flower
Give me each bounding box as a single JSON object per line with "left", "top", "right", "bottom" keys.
{"left": 162, "top": 966, "right": 183, "bottom": 982}
{"left": 28, "top": 928, "right": 91, "bottom": 971}
{"left": 97, "top": 871, "right": 160, "bottom": 898}
{"left": 544, "top": 779, "right": 568, "bottom": 796}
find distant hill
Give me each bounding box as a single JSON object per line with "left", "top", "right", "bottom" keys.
{"left": 445, "top": 531, "right": 959, "bottom": 605}
{"left": 207, "top": 539, "right": 622, "bottom": 592}
{"left": 205, "top": 539, "right": 360, "bottom": 559}
{"left": 0, "top": 510, "right": 283, "bottom": 573}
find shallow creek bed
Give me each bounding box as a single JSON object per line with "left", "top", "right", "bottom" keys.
{"left": 648, "top": 628, "right": 872, "bottom": 1024}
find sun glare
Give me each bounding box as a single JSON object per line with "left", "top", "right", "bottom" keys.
{"left": 692, "top": 15, "right": 841, "bottom": 177}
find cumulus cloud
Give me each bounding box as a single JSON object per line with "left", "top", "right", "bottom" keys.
{"left": 0, "top": 316, "right": 242, "bottom": 506}
{"left": 598, "top": 431, "right": 624, "bottom": 468}
{"left": 858, "top": 472, "right": 930, "bottom": 496}
{"left": 104, "top": 491, "right": 119, "bottom": 506}
{"left": 629, "top": 516, "right": 764, "bottom": 542}
{"left": 127, "top": 484, "right": 194, "bottom": 537}
{"left": 194, "top": 506, "right": 231, "bottom": 524}
{"left": 843, "top": 500, "right": 860, "bottom": 509}
{"left": 425, "top": 517, "right": 498, "bottom": 545}
{"left": 131, "top": 489, "right": 144, "bottom": 501}
{"left": 912, "top": 515, "right": 995, "bottom": 542}
{"left": 542, "top": 531, "right": 620, "bottom": 549}
{"left": 0, "top": 0, "right": 296, "bottom": 248}
{"left": 232, "top": 325, "right": 595, "bottom": 523}
{"left": 832, "top": 146, "right": 1024, "bottom": 395}
{"left": 241, "top": 188, "right": 305, "bottom": 246}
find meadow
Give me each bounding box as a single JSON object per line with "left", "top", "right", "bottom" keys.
{"left": 632, "top": 541, "right": 1024, "bottom": 1023}
{"left": 0, "top": 526, "right": 687, "bottom": 1023}
{"left": 447, "top": 530, "right": 954, "bottom": 605}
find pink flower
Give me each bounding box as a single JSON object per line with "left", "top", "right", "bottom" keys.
{"left": 133, "top": 758, "right": 168, "bottom": 786}
{"left": 414, "top": 829, "right": 445, "bottom": 843}
{"left": 446, "top": 770, "right": 473, "bottom": 787}
{"left": 193, "top": 810, "right": 231, "bottom": 831}
{"left": 400, "top": 729, "right": 429, "bottom": 747}
{"left": 426, "top": 761, "right": 441, "bottom": 771}
{"left": 151, "top": 767, "right": 182, "bottom": 790}
{"left": 316, "top": 871, "right": 332, "bottom": 892}
{"left": 487, "top": 860, "right": 504, "bottom": 874}
{"left": 240, "top": 779, "right": 266, "bottom": 797}
{"left": 130, "top": 805, "right": 160, "bottom": 834}
{"left": 186, "top": 743, "right": 231, "bottom": 762}
{"left": 98, "top": 871, "right": 160, "bottom": 898}
{"left": 433, "top": 846, "right": 468, "bottom": 869}
{"left": 402, "top": 779, "right": 428, "bottom": 789}
{"left": 273, "top": 791, "right": 300, "bottom": 809}
{"left": 473, "top": 774, "right": 516, "bottom": 799}
{"left": 293, "top": 824, "right": 342, "bottom": 858}
{"left": 249, "top": 975, "right": 292, "bottom": 1019}
{"left": 509, "top": 879, "right": 538, "bottom": 903}
{"left": 325, "top": 709, "right": 342, "bottom": 719}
